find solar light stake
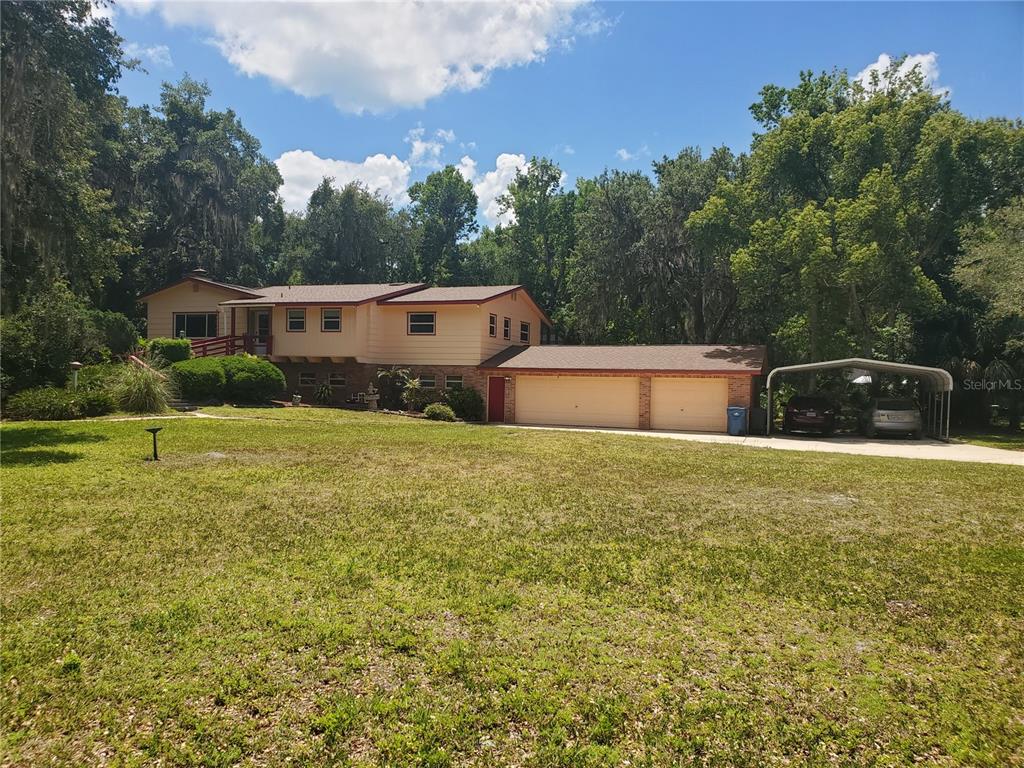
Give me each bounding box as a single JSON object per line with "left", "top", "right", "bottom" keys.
{"left": 145, "top": 427, "right": 163, "bottom": 461}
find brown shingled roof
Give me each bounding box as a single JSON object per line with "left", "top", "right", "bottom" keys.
{"left": 381, "top": 284, "right": 551, "bottom": 324}
{"left": 480, "top": 344, "right": 766, "bottom": 374}
{"left": 138, "top": 275, "right": 264, "bottom": 300}
{"left": 220, "top": 283, "right": 425, "bottom": 306}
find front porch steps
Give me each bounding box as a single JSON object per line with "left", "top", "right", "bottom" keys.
{"left": 168, "top": 400, "right": 198, "bottom": 412}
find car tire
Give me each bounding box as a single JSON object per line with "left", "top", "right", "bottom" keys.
{"left": 864, "top": 423, "right": 876, "bottom": 438}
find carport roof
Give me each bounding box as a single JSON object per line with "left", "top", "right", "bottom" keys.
{"left": 480, "top": 344, "right": 766, "bottom": 374}
{"left": 766, "top": 357, "right": 953, "bottom": 392}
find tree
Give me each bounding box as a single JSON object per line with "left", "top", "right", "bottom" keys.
{"left": 408, "top": 166, "right": 478, "bottom": 283}
{"left": 0, "top": 0, "right": 134, "bottom": 311}
{"left": 498, "top": 158, "right": 576, "bottom": 324}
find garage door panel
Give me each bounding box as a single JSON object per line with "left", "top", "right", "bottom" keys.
{"left": 516, "top": 376, "right": 639, "bottom": 429}
{"left": 651, "top": 377, "right": 728, "bottom": 432}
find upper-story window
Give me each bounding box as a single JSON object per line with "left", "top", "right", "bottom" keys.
{"left": 174, "top": 313, "right": 219, "bottom": 339}
{"left": 503, "top": 317, "right": 511, "bottom": 340}
{"left": 287, "top": 308, "right": 306, "bottom": 332}
{"left": 408, "top": 312, "right": 436, "bottom": 335}
{"left": 488, "top": 313, "right": 497, "bottom": 337}
{"left": 321, "top": 308, "right": 342, "bottom": 332}
{"left": 520, "top": 321, "right": 530, "bottom": 343}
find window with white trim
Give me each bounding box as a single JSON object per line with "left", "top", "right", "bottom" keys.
{"left": 418, "top": 374, "right": 436, "bottom": 388}
{"left": 445, "top": 375, "right": 463, "bottom": 390}
{"left": 174, "top": 313, "right": 219, "bottom": 339}
{"left": 321, "top": 308, "right": 341, "bottom": 332}
{"left": 503, "top": 317, "right": 511, "bottom": 340}
{"left": 488, "top": 313, "right": 497, "bottom": 337}
{"left": 287, "top": 308, "right": 306, "bottom": 332}
{"left": 328, "top": 372, "right": 346, "bottom": 387}
{"left": 520, "top": 321, "right": 530, "bottom": 343}
{"left": 298, "top": 372, "right": 316, "bottom": 386}
{"left": 407, "top": 312, "right": 436, "bottom": 335}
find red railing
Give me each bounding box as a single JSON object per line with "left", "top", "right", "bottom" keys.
{"left": 190, "top": 335, "right": 272, "bottom": 357}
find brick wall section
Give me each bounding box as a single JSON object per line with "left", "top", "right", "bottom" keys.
{"left": 727, "top": 376, "right": 753, "bottom": 408}
{"left": 274, "top": 360, "right": 488, "bottom": 404}
{"left": 638, "top": 376, "right": 651, "bottom": 429}
{"left": 503, "top": 375, "right": 516, "bottom": 423}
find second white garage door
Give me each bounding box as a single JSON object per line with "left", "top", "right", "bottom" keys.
{"left": 651, "top": 377, "right": 729, "bottom": 432}
{"left": 516, "top": 375, "right": 639, "bottom": 429}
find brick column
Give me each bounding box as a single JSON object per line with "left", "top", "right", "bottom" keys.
{"left": 504, "top": 375, "right": 516, "bottom": 424}
{"left": 639, "top": 376, "right": 652, "bottom": 429}
{"left": 727, "top": 377, "right": 752, "bottom": 408}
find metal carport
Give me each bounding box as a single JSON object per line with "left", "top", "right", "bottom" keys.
{"left": 765, "top": 357, "right": 954, "bottom": 440}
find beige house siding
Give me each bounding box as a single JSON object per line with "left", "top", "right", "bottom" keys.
{"left": 480, "top": 290, "right": 544, "bottom": 358}
{"left": 363, "top": 303, "right": 483, "bottom": 366}
{"left": 268, "top": 305, "right": 362, "bottom": 359}
{"left": 145, "top": 281, "right": 242, "bottom": 339}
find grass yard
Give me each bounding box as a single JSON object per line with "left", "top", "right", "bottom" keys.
{"left": 2, "top": 408, "right": 1023, "bottom": 767}
{"left": 955, "top": 427, "right": 1024, "bottom": 452}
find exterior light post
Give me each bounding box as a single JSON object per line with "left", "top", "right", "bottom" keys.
{"left": 70, "top": 361, "right": 83, "bottom": 390}
{"left": 145, "top": 427, "right": 163, "bottom": 461}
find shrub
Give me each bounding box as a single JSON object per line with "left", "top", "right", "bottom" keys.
{"left": 112, "top": 360, "right": 174, "bottom": 413}
{"left": 89, "top": 310, "right": 140, "bottom": 356}
{"left": 74, "top": 363, "right": 121, "bottom": 392}
{"left": 314, "top": 383, "right": 333, "bottom": 405}
{"left": 423, "top": 403, "right": 456, "bottom": 421}
{"left": 445, "top": 386, "right": 485, "bottom": 421}
{"left": 148, "top": 337, "right": 193, "bottom": 363}
{"left": 170, "top": 358, "right": 226, "bottom": 402}
{"left": 4, "top": 387, "right": 114, "bottom": 420}
{"left": 220, "top": 355, "right": 286, "bottom": 403}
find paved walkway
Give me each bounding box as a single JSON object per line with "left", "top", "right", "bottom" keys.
{"left": 509, "top": 425, "right": 1024, "bottom": 466}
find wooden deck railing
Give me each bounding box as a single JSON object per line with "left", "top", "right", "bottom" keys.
{"left": 190, "top": 335, "right": 272, "bottom": 357}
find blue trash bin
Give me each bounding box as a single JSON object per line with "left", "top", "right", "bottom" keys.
{"left": 727, "top": 406, "right": 747, "bottom": 436}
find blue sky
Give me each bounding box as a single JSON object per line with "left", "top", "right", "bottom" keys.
{"left": 108, "top": 1, "right": 1023, "bottom": 223}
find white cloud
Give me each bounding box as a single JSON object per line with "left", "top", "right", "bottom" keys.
{"left": 462, "top": 153, "right": 529, "bottom": 227}
{"left": 615, "top": 144, "right": 649, "bottom": 163}
{"left": 855, "top": 52, "right": 949, "bottom": 96}
{"left": 135, "top": 1, "right": 604, "bottom": 113}
{"left": 275, "top": 150, "right": 412, "bottom": 212}
{"left": 405, "top": 126, "right": 456, "bottom": 169}
{"left": 123, "top": 42, "right": 173, "bottom": 68}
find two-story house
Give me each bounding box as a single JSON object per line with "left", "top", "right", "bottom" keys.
{"left": 140, "top": 269, "right": 764, "bottom": 432}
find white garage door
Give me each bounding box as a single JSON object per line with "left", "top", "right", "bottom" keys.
{"left": 651, "top": 377, "right": 729, "bottom": 432}
{"left": 516, "top": 375, "right": 639, "bottom": 429}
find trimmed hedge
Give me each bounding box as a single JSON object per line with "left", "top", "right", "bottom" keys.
{"left": 445, "top": 386, "right": 485, "bottom": 421}
{"left": 5, "top": 387, "right": 115, "bottom": 421}
{"left": 148, "top": 337, "right": 192, "bottom": 363}
{"left": 423, "top": 403, "right": 456, "bottom": 421}
{"left": 220, "top": 356, "right": 286, "bottom": 403}
{"left": 170, "top": 358, "right": 227, "bottom": 402}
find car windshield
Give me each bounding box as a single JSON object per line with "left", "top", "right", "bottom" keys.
{"left": 790, "top": 396, "right": 830, "bottom": 408}
{"left": 876, "top": 398, "right": 916, "bottom": 411}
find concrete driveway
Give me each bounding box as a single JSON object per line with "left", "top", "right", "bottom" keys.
{"left": 511, "top": 425, "right": 1024, "bottom": 466}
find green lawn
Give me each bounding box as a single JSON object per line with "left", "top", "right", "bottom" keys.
{"left": 2, "top": 408, "right": 1023, "bottom": 767}
{"left": 954, "top": 427, "right": 1024, "bottom": 452}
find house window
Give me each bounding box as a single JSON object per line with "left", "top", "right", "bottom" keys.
{"left": 418, "top": 374, "right": 436, "bottom": 389}
{"left": 298, "top": 372, "right": 316, "bottom": 386}
{"left": 408, "top": 312, "right": 436, "bottom": 335}
{"left": 328, "top": 372, "right": 346, "bottom": 387}
{"left": 488, "top": 313, "right": 497, "bottom": 337}
{"left": 173, "top": 313, "right": 219, "bottom": 339}
{"left": 287, "top": 308, "right": 306, "bottom": 332}
{"left": 503, "top": 317, "right": 511, "bottom": 340}
{"left": 445, "top": 375, "right": 463, "bottom": 390}
{"left": 520, "top": 321, "right": 530, "bottom": 343}
{"left": 321, "top": 308, "right": 342, "bottom": 332}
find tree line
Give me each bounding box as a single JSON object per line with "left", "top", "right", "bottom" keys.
{"left": 2, "top": 1, "right": 1022, "bottom": 424}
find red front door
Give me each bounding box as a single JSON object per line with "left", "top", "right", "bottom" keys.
{"left": 487, "top": 376, "right": 506, "bottom": 423}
